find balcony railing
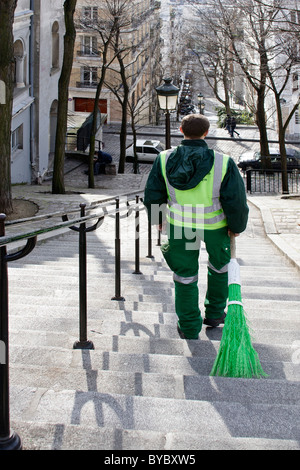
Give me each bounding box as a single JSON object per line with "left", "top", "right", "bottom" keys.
{"left": 245, "top": 169, "right": 300, "bottom": 194}
{"left": 76, "top": 81, "right": 98, "bottom": 89}
{"left": 76, "top": 50, "right": 100, "bottom": 57}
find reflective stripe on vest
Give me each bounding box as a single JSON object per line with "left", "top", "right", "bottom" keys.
{"left": 161, "top": 149, "right": 229, "bottom": 230}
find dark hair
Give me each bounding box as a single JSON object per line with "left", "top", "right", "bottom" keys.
{"left": 181, "top": 114, "right": 210, "bottom": 138}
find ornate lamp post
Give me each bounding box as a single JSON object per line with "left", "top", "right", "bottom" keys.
{"left": 198, "top": 93, "right": 204, "bottom": 114}
{"left": 156, "top": 78, "right": 180, "bottom": 149}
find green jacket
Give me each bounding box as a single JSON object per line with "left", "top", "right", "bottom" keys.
{"left": 144, "top": 139, "right": 249, "bottom": 234}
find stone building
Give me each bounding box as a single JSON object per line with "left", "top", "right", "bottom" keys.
{"left": 68, "top": 0, "right": 162, "bottom": 127}
{"left": 12, "top": 0, "right": 65, "bottom": 184}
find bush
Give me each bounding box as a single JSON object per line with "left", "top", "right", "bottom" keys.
{"left": 216, "top": 106, "right": 255, "bottom": 128}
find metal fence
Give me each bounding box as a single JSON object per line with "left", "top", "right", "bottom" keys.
{"left": 245, "top": 169, "right": 300, "bottom": 194}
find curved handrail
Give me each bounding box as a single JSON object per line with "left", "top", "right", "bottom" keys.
{"left": 4, "top": 190, "right": 144, "bottom": 227}
{"left": 0, "top": 191, "right": 145, "bottom": 248}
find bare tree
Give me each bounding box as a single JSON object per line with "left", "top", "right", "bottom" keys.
{"left": 52, "top": 0, "right": 77, "bottom": 195}
{"left": 78, "top": 1, "right": 125, "bottom": 188}
{"left": 261, "top": 0, "right": 300, "bottom": 192}
{"left": 128, "top": 91, "right": 153, "bottom": 174}
{"left": 231, "top": 0, "right": 300, "bottom": 191}
{"left": 186, "top": 15, "right": 233, "bottom": 114}
{"left": 104, "top": 0, "right": 154, "bottom": 174}
{"left": 0, "top": 0, "right": 17, "bottom": 215}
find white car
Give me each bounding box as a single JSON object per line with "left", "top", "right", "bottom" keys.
{"left": 126, "top": 139, "right": 165, "bottom": 163}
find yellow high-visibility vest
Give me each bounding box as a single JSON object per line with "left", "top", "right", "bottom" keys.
{"left": 160, "top": 149, "right": 229, "bottom": 230}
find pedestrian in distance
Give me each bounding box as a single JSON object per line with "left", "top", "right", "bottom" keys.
{"left": 229, "top": 116, "right": 240, "bottom": 138}
{"left": 144, "top": 114, "right": 249, "bottom": 340}
{"left": 224, "top": 114, "right": 231, "bottom": 133}
{"left": 84, "top": 146, "right": 112, "bottom": 176}
{"left": 94, "top": 148, "right": 112, "bottom": 175}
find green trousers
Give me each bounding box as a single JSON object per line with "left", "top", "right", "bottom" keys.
{"left": 161, "top": 225, "right": 231, "bottom": 339}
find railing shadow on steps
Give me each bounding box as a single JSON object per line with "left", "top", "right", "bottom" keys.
{"left": 0, "top": 191, "right": 159, "bottom": 450}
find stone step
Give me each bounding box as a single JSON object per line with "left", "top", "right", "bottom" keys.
{"left": 8, "top": 311, "right": 300, "bottom": 333}
{"left": 8, "top": 326, "right": 300, "bottom": 354}
{"left": 7, "top": 293, "right": 300, "bottom": 314}
{"left": 9, "top": 386, "right": 300, "bottom": 443}
{"left": 17, "top": 246, "right": 282, "bottom": 262}
{"left": 11, "top": 420, "right": 300, "bottom": 450}
{"left": 9, "top": 344, "right": 300, "bottom": 381}
{"left": 7, "top": 276, "right": 300, "bottom": 302}
{"left": 9, "top": 363, "right": 300, "bottom": 405}
{"left": 9, "top": 263, "right": 300, "bottom": 281}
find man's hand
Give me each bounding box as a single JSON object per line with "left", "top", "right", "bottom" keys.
{"left": 228, "top": 229, "right": 240, "bottom": 237}
{"left": 157, "top": 221, "right": 166, "bottom": 234}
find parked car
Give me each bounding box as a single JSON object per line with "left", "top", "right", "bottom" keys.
{"left": 237, "top": 148, "right": 300, "bottom": 172}
{"left": 126, "top": 139, "right": 165, "bottom": 163}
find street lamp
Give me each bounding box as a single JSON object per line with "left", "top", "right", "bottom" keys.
{"left": 156, "top": 78, "right": 180, "bottom": 149}
{"left": 198, "top": 93, "right": 204, "bottom": 114}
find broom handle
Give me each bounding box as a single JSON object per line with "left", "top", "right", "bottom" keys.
{"left": 230, "top": 233, "right": 237, "bottom": 259}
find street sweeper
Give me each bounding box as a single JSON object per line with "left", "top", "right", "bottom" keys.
{"left": 144, "top": 113, "right": 249, "bottom": 340}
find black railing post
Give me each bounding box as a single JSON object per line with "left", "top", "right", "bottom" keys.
{"left": 112, "top": 198, "right": 125, "bottom": 301}
{"left": 246, "top": 170, "right": 252, "bottom": 193}
{"left": 73, "top": 204, "right": 94, "bottom": 350}
{"left": 0, "top": 214, "right": 22, "bottom": 450}
{"left": 133, "top": 196, "right": 142, "bottom": 275}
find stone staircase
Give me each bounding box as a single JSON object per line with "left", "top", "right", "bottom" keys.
{"left": 5, "top": 203, "right": 300, "bottom": 450}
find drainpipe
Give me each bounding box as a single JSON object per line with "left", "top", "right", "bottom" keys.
{"left": 29, "top": 0, "right": 36, "bottom": 183}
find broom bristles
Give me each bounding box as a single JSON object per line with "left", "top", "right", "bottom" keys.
{"left": 210, "top": 283, "right": 268, "bottom": 379}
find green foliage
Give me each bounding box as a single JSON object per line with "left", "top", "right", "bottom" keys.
{"left": 216, "top": 106, "right": 255, "bottom": 128}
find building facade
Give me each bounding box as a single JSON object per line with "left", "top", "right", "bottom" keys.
{"left": 12, "top": 0, "right": 65, "bottom": 184}
{"left": 68, "top": 0, "right": 161, "bottom": 127}
{"left": 12, "top": 0, "right": 34, "bottom": 184}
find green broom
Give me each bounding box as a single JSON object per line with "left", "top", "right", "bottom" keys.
{"left": 210, "top": 234, "right": 268, "bottom": 379}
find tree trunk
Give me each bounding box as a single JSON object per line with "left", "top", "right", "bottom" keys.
{"left": 118, "top": 97, "right": 128, "bottom": 174}
{"left": 117, "top": 56, "right": 129, "bottom": 175}
{"left": 276, "top": 96, "right": 288, "bottom": 194}
{"left": 256, "top": 87, "right": 271, "bottom": 169}
{"left": 0, "top": 0, "right": 17, "bottom": 215}
{"left": 52, "top": 0, "right": 77, "bottom": 194}
{"left": 88, "top": 61, "right": 109, "bottom": 189}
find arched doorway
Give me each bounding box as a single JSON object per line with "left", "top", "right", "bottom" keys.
{"left": 13, "top": 39, "right": 26, "bottom": 88}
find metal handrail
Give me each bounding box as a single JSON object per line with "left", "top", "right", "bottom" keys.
{"left": 1, "top": 190, "right": 145, "bottom": 247}
{"left": 4, "top": 190, "right": 144, "bottom": 228}
{"left": 0, "top": 190, "right": 151, "bottom": 450}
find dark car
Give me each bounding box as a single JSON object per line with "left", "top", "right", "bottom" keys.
{"left": 237, "top": 148, "right": 300, "bottom": 172}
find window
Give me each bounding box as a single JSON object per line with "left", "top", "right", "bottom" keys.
{"left": 293, "top": 73, "right": 299, "bottom": 92}
{"left": 13, "top": 40, "right": 26, "bottom": 88}
{"left": 82, "top": 36, "right": 98, "bottom": 55}
{"left": 295, "top": 111, "right": 300, "bottom": 125}
{"left": 83, "top": 6, "right": 98, "bottom": 24}
{"left": 82, "top": 67, "right": 98, "bottom": 87}
{"left": 144, "top": 147, "right": 159, "bottom": 154}
{"left": 11, "top": 125, "right": 23, "bottom": 152}
{"left": 52, "top": 22, "right": 60, "bottom": 70}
